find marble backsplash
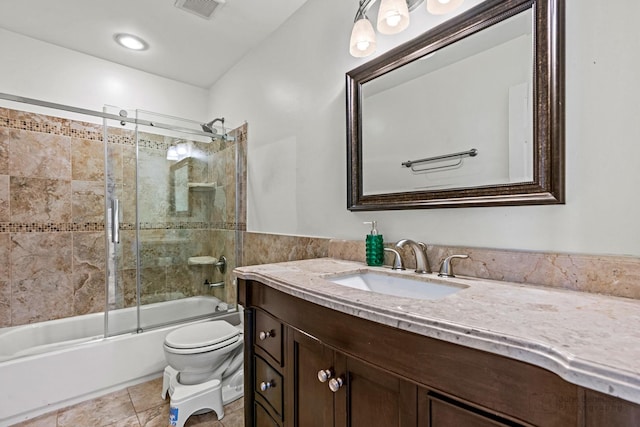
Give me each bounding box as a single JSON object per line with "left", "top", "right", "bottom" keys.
{"left": 240, "top": 234, "right": 640, "bottom": 300}
{"left": 0, "top": 107, "right": 247, "bottom": 327}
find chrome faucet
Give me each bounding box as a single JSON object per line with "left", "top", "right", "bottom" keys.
{"left": 395, "top": 239, "right": 431, "bottom": 273}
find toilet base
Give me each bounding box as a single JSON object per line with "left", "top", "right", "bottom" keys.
{"left": 220, "top": 367, "right": 244, "bottom": 404}
{"left": 161, "top": 366, "right": 243, "bottom": 427}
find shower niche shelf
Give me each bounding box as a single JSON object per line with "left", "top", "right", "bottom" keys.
{"left": 188, "top": 256, "right": 227, "bottom": 274}
{"left": 188, "top": 256, "right": 218, "bottom": 265}
{"left": 188, "top": 182, "right": 216, "bottom": 191}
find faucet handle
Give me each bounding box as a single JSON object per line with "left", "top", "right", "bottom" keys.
{"left": 438, "top": 255, "right": 469, "bottom": 278}
{"left": 384, "top": 248, "right": 405, "bottom": 270}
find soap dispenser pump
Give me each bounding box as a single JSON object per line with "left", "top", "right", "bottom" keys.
{"left": 364, "top": 221, "right": 384, "bottom": 267}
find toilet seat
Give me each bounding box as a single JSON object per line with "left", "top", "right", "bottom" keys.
{"left": 164, "top": 321, "right": 241, "bottom": 354}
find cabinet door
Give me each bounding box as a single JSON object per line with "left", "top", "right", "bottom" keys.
{"left": 288, "top": 328, "right": 335, "bottom": 427}
{"left": 335, "top": 354, "right": 417, "bottom": 427}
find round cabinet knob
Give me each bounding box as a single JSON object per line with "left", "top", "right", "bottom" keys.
{"left": 328, "top": 377, "right": 344, "bottom": 393}
{"left": 317, "top": 369, "right": 333, "bottom": 383}
{"left": 258, "top": 330, "right": 274, "bottom": 340}
{"left": 260, "top": 380, "right": 275, "bottom": 392}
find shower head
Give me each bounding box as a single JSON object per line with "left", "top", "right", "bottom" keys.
{"left": 201, "top": 117, "right": 225, "bottom": 134}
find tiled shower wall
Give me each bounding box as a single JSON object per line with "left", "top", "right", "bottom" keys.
{"left": 0, "top": 107, "right": 246, "bottom": 328}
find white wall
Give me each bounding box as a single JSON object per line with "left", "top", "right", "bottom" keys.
{"left": 0, "top": 28, "right": 209, "bottom": 122}
{"left": 4, "top": 2, "right": 635, "bottom": 257}
{"left": 207, "top": 0, "right": 640, "bottom": 257}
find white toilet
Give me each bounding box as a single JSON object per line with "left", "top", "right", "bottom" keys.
{"left": 162, "top": 319, "right": 244, "bottom": 427}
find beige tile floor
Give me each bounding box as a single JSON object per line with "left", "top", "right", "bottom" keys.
{"left": 10, "top": 377, "right": 244, "bottom": 427}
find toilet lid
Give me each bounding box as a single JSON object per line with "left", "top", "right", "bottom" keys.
{"left": 164, "top": 321, "right": 240, "bottom": 350}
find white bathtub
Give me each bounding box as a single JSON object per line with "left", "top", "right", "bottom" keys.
{"left": 0, "top": 296, "right": 239, "bottom": 426}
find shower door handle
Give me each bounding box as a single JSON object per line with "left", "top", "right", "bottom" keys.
{"left": 111, "top": 199, "right": 120, "bottom": 244}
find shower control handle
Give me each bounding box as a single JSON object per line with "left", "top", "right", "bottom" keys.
{"left": 259, "top": 330, "right": 274, "bottom": 340}
{"left": 260, "top": 380, "right": 275, "bottom": 392}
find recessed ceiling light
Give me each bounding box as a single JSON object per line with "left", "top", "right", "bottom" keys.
{"left": 114, "top": 33, "right": 149, "bottom": 51}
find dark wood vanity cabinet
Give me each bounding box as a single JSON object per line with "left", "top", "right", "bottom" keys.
{"left": 289, "top": 328, "right": 417, "bottom": 427}
{"left": 239, "top": 279, "right": 640, "bottom": 427}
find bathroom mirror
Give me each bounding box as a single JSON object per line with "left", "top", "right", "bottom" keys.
{"left": 346, "top": 0, "right": 564, "bottom": 210}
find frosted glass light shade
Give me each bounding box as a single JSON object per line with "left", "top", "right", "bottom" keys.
{"left": 427, "top": 0, "right": 464, "bottom": 15}
{"left": 377, "top": 0, "right": 410, "bottom": 35}
{"left": 349, "top": 18, "right": 377, "bottom": 58}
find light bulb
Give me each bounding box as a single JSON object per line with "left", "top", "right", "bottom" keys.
{"left": 114, "top": 33, "right": 149, "bottom": 51}
{"left": 439, "top": 0, "right": 451, "bottom": 4}
{"left": 385, "top": 13, "right": 402, "bottom": 27}
{"left": 356, "top": 41, "right": 371, "bottom": 51}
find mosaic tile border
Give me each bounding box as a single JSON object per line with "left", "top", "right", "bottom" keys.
{"left": 0, "top": 222, "right": 246, "bottom": 233}
{"left": 2, "top": 108, "right": 245, "bottom": 154}
{"left": 0, "top": 222, "right": 104, "bottom": 233}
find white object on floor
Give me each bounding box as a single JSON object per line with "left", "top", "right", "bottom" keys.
{"left": 164, "top": 366, "right": 224, "bottom": 427}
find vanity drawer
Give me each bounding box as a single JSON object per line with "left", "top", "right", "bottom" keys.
{"left": 254, "top": 355, "right": 283, "bottom": 418}
{"left": 255, "top": 309, "right": 282, "bottom": 364}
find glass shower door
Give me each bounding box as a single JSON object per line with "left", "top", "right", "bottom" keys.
{"left": 135, "top": 110, "right": 235, "bottom": 329}
{"left": 104, "top": 107, "right": 239, "bottom": 337}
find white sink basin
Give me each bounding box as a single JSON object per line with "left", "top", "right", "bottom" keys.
{"left": 326, "top": 271, "right": 467, "bottom": 300}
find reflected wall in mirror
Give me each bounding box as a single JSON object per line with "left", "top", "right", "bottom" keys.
{"left": 363, "top": 10, "right": 533, "bottom": 195}
{"left": 347, "top": 0, "right": 564, "bottom": 210}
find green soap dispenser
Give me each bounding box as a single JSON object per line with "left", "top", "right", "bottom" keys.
{"left": 364, "top": 221, "right": 384, "bottom": 266}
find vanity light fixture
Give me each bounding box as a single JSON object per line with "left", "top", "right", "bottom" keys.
{"left": 114, "top": 33, "right": 149, "bottom": 51}
{"left": 349, "top": 0, "right": 464, "bottom": 58}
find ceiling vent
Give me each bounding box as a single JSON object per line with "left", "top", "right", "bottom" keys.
{"left": 174, "top": 0, "right": 226, "bottom": 19}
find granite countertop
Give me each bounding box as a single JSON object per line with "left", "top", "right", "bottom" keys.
{"left": 235, "top": 258, "right": 640, "bottom": 405}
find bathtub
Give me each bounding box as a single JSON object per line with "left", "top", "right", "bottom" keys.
{"left": 0, "top": 296, "right": 239, "bottom": 426}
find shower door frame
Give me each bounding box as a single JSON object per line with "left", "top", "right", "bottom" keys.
{"left": 0, "top": 92, "right": 237, "bottom": 341}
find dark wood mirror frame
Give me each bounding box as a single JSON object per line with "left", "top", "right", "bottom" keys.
{"left": 346, "top": 0, "right": 564, "bottom": 210}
